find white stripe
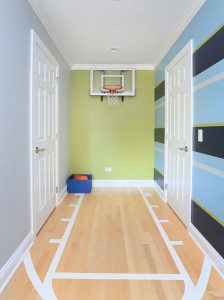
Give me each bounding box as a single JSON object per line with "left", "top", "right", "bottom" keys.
{"left": 151, "top": 205, "right": 159, "bottom": 208}
{"left": 24, "top": 253, "right": 56, "bottom": 300}
{"left": 68, "top": 204, "right": 76, "bottom": 207}
{"left": 194, "top": 72, "right": 224, "bottom": 91}
{"left": 155, "top": 147, "right": 164, "bottom": 153}
{"left": 193, "top": 161, "right": 224, "bottom": 178}
{"left": 144, "top": 192, "right": 152, "bottom": 197}
{"left": 138, "top": 188, "right": 195, "bottom": 290}
{"left": 155, "top": 102, "right": 165, "bottom": 109}
{"left": 159, "top": 220, "right": 169, "bottom": 223}
{"left": 43, "top": 195, "right": 84, "bottom": 286}
{"left": 60, "top": 218, "right": 71, "bottom": 222}
{"left": 54, "top": 272, "right": 183, "bottom": 281}
{"left": 49, "top": 239, "right": 61, "bottom": 244}
{"left": 171, "top": 241, "right": 184, "bottom": 246}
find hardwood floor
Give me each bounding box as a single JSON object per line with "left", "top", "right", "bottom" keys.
{"left": 1, "top": 188, "right": 224, "bottom": 300}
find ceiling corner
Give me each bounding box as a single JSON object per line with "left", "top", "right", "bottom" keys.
{"left": 28, "top": 0, "right": 73, "bottom": 68}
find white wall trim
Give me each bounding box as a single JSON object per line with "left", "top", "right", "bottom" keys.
{"left": 0, "top": 232, "right": 34, "bottom": 294}
{"left": 189, "top": 224, "right": 224, "bottom": 279}
{"left": 58, "top": 185, "right": 68, "bottom": 206}
{"left": 153, "top": 181, "right": 165, "bottom": 201}
{"left": 93, "top": 180, "right": 154, "bottom": 188}
{"left": 27, "top": 0, "right": 73, "bottom": 68}
{"left": 154, "top": 0, "right": 206, "bottom": 67}
{"left": 72, "top": 64, "right": 155, "bottom": 71}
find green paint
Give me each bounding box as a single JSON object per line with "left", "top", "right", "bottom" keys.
{"left": 194, "top": 22, "right": 224, "bottom": 53}
{"left": 194, "top": 123, "right": 224, "bottom": 127}
{"left": 192, "top": 199, "right": 224, "bottom": 227}
{"left": 70, "top": 70, "right": 155, "bottom": 179}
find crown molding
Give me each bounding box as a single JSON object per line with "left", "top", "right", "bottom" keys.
{"left": 154, "top": 0, "right": 206, "bottom": 68}
{"left": 28, "top": 0, "right": 73, "bottom": 68}
{"left": 71, "top": 64, "right": 155, "bottom": 70}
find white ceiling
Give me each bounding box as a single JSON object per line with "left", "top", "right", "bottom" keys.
{"left": 29, "top": 0, "right": 205, "bottom": 68}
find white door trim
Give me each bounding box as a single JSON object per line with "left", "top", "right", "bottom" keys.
{"left": 164, "top": 40, "right": 193, "bottom": 227}
{"left": 30, "top": 30, "right": 59, "bottom": 235}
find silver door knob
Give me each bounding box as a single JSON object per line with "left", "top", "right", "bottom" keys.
{"left": 178, "top": 146, "right": 188, "bottom": 152}
{"left": 35, "top": 147, "right": 46, "bottom": 154}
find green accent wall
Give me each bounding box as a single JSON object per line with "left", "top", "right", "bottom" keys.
{"left": 70, "top": 70, "right": 154, "bottom": 179}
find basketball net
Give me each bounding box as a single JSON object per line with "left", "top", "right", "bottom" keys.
{"left": 103, "top": 84, "right": 123, "bottom": 106}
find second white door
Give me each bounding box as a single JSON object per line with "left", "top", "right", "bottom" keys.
{"left": 165, "top": 41, "right": 192, "bottom": 227}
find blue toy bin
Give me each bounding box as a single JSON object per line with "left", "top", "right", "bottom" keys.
{"left": 67, "top": 174, "right": 92, "bottom": 194}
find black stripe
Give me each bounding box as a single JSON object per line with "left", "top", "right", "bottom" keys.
{"left": 191, "top": 201, "right": 224, "bottom": 259}
{"left": 193, "top": 25, "right": 224, "bottom": 76}
{"left": 154, "top": 169, "right": 164, "bottom": 190}
{"left": 193, "top": 126, "right": 224, "bottom": 159}
{"left": 155, "top": 81, "right": 165, "bottom": 101}
{"left": 155, "top": 128, "right": 165, "bottom": 143}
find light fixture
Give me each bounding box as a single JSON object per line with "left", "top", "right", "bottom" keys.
{"left": 109, "top": 47, "right": 119, "bottom": 53}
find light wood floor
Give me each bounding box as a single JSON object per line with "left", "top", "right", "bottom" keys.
{"left": 1, "top": 188, "right": 224, "bottom": 300}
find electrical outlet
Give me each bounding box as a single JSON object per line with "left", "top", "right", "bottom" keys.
{"left": 105, "top": 167, "right": 112, "bottom": 172}
{"left": 198, "top": 129, "right": 203, "bottom": 142}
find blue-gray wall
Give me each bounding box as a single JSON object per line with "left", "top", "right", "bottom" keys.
{"left": 0, "top": 0, "right": 71, "bottom": 269}
{"left": 154, "top": 0, "right": 224, "bottom": 258}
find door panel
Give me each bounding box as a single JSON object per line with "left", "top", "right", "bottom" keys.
{"left": 166, "top": 46, "right": 192, "bottom": 227}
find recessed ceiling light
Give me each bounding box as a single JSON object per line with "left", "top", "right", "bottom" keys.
{"left": 109, "top": 47, "right": 119, "bottom": 53}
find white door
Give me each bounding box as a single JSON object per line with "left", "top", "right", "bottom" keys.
{"left": 165, "top": 41, "right": 192, "bottom": 227}
{"left": 32, "top": 31, "right": 59, "bottom": 233}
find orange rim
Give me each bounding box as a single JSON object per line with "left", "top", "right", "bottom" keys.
{"left": 103, "top": 84, "right": 123, "bottom": 94}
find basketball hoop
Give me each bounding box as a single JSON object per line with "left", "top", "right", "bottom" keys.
{"left": 103, "top": 83, "right": 123, "bottom": 106}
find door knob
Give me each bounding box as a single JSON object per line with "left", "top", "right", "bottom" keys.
{"left": 178, "top": 146, "right": 188, "bottom": 152}
{"left": 35, "top": 147, "right": 46, "bottom": 154}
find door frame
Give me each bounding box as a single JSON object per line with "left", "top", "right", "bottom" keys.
{"left": 30, "top": 30, "right": 60, "bottom": 235}
{"left": 164, "top": 40, "right": 193, "bottom": 227}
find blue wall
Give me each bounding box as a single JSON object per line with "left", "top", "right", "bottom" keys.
{"left": 154, "top": 0, "right": 224, "bottom": 258}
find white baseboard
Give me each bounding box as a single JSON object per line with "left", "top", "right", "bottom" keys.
{"left": 58, "top": 185, "right": 67, "bottom": 205}
{"left": 153, "top": 181, "right": 165, "bottom": 201}
{"left": 189, "top": 223, "right": 224, "bottom": 279}
{"left": 93, "top": 180, "right": 154, "bottom": 188}
{"left": 0, "top": 231, "right": 34, "bottom": 294}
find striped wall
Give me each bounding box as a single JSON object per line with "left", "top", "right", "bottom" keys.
{"left": 154, "top": 0, "right": 224, "bottom": 259}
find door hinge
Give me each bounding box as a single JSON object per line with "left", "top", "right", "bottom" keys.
{"left": 165, "top": 184, "right": 168, "bottom": 190}
{"left": 56, "top": 186, "right": 59, "bottom": 194}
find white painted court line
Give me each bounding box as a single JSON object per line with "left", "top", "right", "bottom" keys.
{"left": 60, "top": 218, "right": 71, "bottom": 222}
{"left": 24, "top": 252, "right": 52, "bottom": 299}
{"left": 54, "top": 272, "right": 183, "bottom": 281}
{"left": 68, "top": 204, "right": 76, "bottom": 207}
{"left": 171, "top": 241, "right": 184, "bottom": 246}
{"left": 150, "top": 205, "right": 159, "bottom": 208}
{"left": 49, "top": 239, "right": 61, "bottom": 244}
{"left": 143, "top": 192, "right": 152, "bottom": 197}
{"left": 139, "top": 188, "right": 212, "bottom": 299}
{"left": 159, "top": 219, "right": 169, "bottom": 223}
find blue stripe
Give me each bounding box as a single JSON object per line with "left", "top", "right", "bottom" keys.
{"left": 154, "top": 150, "right": 164, "bottom": 175}
{"left": 192, "top": 165, "right": 224, "bottom": 223}
{"left": 155, "top": 106, "right": 165, "bottom": 127}
{"left": 154, "top": 142, "right": 164, "bottom": 151}
{"left": 193, "top": 152, "right": 224, "bottom": 172}
{"left": 194, "top": 59, "right": 224, "bottom": 86}
{"left": 155, "top": 96, "right": 165, "bottom": 107}
{"left": 194, "top": 78, "right": 224, "bottom": 125}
